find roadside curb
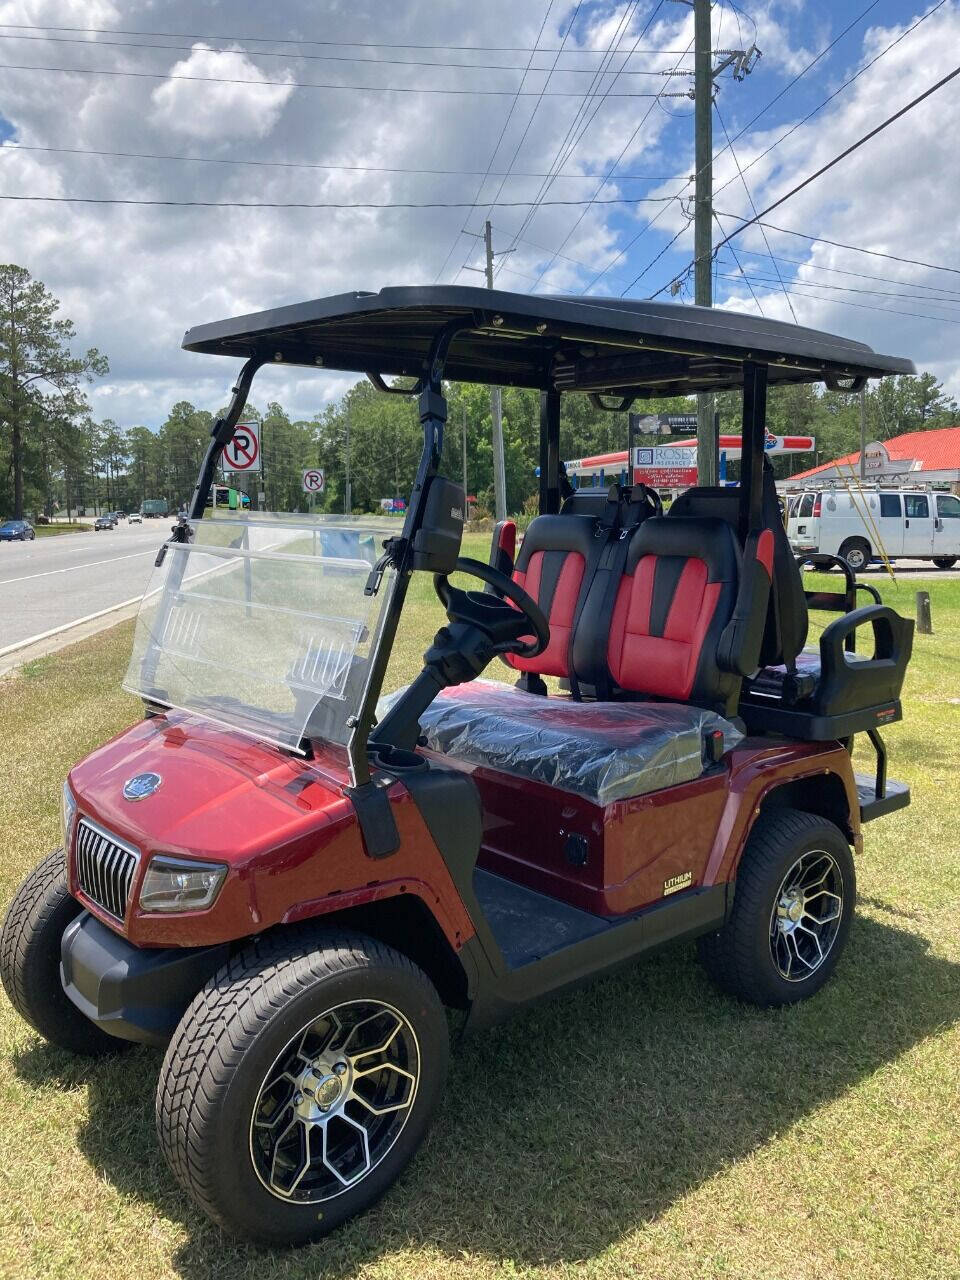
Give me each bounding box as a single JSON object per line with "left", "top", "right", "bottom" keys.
{"left": 0, "top": 595, "right": 142, "bottom": 676}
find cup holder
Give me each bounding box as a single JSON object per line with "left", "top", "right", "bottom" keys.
{"left": 370, "top": 744, "right": 427, "bottom": 772}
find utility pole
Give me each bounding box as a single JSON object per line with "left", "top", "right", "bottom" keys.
{"left": 693, "top": 0, "right": 716, "bottom": 486}
{"left": 344, "top": 406, "right": 352, "bottom": 514}
{"left": 859, "top": 389, "right": 867, "bottom": 483}
{"left": 676, "top": 0, "right": 758, "bottom": 485}
{"left": 484, "top": 220, "right": 508, "bottom": 520}
{"left": 461, "top": 404, "right": 468, "bottom": 502}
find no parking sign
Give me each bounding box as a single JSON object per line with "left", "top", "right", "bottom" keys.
{"left": 223, "top": 422, "right": 261, "bottom": 473}
{"left": 302, "top": 469, "right": 325, "bottom": 494}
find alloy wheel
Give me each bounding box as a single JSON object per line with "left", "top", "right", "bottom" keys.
{"left": 249, "top": 1000, "right": 420, "bottom": 1202}
{"left": 769, "top": 849, "right": 844, "bottom": 982}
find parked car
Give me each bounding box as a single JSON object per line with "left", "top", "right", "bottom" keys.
{"left": 128, "top": 512, "right": 142, "bottom": 524}
{"left": 94, "top": 516, "right": 114, "bottom": 531}
{"left": 787, "top": 485, "right": 960, "bottom": 570}
{"left": 0, "top": 519, "right": 35, "bottom": 541}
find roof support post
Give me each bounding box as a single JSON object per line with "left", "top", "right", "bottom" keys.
{"left": 539, "top": 390, "right": 561, "bottom": 515}
{"left": 739, "top": 360, "right": 768, "bottom": 539}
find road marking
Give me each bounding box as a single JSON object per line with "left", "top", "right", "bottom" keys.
{"left": 0, "top": 594, "right": 144, "bottom": 659}
{"left": 0, "top": 549, "right": 155, "bottom": 586}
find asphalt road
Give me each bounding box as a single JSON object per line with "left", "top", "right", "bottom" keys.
{"left": 0, "top": 520, "right": 170, "bottom": 652}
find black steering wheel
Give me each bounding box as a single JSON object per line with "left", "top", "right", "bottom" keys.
{"left": 433, "top": 557, "right": 550, "bottom": 659}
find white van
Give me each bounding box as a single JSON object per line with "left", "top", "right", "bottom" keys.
{"left": 786, "top": 486, "right": 960, "bottom": 570}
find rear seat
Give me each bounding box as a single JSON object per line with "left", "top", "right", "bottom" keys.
{"left": 502, "top": 484, "right": 659, "bottom": 694}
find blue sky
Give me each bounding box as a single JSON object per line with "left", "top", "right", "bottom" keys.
{"left": 0, "top": 1, "right": 957, "bottom": 424}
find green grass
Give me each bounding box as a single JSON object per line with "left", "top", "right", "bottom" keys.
{"left": 1, "top": 550, "right": 960, "bottom": 1279}
{"left": 34, "top": 522, "right": 93, "bottom": 536}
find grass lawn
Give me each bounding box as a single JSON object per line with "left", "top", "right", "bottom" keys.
{"left": 1, "top": 543, "right": 959, "bottom": 1279}
{"left": 33, "top": 522, "right": 93, "bottom": 536}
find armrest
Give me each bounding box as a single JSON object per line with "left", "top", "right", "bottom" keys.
{"left": 718, "top": 529, "right": 773, "bottom": 677}
{"left": 490, "top": 519, "right": 516, "bottom": 577}
{"left": 815, "top": 605, "right": 914, "bottom": 715}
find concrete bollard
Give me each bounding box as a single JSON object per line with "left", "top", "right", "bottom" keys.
{"left": 916, "top": 590, "right": 933, "bottom": 635}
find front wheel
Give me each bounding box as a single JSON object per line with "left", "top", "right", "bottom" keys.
{"left": 838, "top": 538, "right": 871, "bottom": 573}
{"left": 156, "top": 930, "right": 448, "bottom": 1246}
{"left": 697, "top": 808, "right": 855, "bottom": 1007}
{"left": 0, "top": 850, "right": 128, "bottom": 1055}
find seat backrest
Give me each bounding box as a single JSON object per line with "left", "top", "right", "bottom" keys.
{"left": 605, "top": 516, "right": 743, "bottom": 713}
{"left": 668, "top": 462, "right": 808, "bottom": 667}
{"left": 505, "top": 511, "right": 609, "bottom": 679}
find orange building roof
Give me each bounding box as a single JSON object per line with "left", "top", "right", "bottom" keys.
{"left": 790, "top": 425, "right": 960, "bottom": 479}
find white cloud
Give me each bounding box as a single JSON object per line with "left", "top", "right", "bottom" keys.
{"left": 150, "top": 43, "right": 296, "bottom": 140}
{"left": 1, "top": 0, "right": 958, "bottom": 427}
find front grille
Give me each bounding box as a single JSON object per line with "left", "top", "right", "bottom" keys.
{"left": 75, "top": 819, "right": 140, "bottom": 920}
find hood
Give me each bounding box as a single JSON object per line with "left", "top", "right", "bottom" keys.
{"left": 69, "top": 712, "right": 353, "bottom": 866}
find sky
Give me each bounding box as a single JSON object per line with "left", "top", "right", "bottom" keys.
{"left": 1, "top": 0, "right": 958, "bottom": 428}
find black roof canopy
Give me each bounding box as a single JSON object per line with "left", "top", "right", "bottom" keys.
{"left": 182, "top": 285, "right": 914, "bottom": 399}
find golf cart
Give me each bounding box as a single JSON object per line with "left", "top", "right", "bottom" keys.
{"left": 2, "top": 288, "right": 915, "bottom": 1246}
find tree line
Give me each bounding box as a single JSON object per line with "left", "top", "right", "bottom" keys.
{"left": 2, "top": 263, "right": 957, "bottom": 522}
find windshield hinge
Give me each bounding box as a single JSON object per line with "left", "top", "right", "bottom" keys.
{"left": 156, "top": 514, "right": 193, "bottom": 567}
{"left": 364, "top": 537, "right": 406, "bottom": 596}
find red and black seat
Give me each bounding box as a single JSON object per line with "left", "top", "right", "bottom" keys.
{"left": 605, "top": 516, "right": 744, "bottom": 713}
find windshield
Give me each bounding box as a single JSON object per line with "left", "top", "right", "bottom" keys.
{"left": 124, "top": 512, "right": 397, "bottom": 762}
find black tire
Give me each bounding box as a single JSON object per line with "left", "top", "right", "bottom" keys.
{"left": 933, "top": 556, "right": 958, "bottom": 570}
{"left": 838, "top": 537, "right": 871, "bottom": 573}
{"left": 697, "top": 808, "right": 855, "bottom": 1007}
{"left": 0, "top": 850, "right": 127, "bottom": 1055}
{"left": 156, "top": 929, "right": 448, "bottom": 1246}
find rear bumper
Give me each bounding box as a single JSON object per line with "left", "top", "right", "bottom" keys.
{"left": 60, "top": 912, "right": 229, "bottom": 1046}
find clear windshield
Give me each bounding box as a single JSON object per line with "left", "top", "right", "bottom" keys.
{"left": 124, "top": 512, "right": 397, "bottom": 759}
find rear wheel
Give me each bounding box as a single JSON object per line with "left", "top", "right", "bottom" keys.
{"left": 697, "top": 809, "right": 855, "bottom": 1007}
{"left": 0, "top": 850, "right": 127, "bottom": 1055}
{"left": 933, "top": 556, "right": 957, "bottom": 569}
{"left": 838, "top": 538, "right": 871, "bottom": 573}
{"left": 156, "top": 930, "right": 448, "bottom": 1245}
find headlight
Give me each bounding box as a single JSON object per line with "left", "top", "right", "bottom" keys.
{"left": 61, "top": 782, "right": 76, "bottom": 849}
{"left": 138, "top": 856, "right": 227, "bottom": 913}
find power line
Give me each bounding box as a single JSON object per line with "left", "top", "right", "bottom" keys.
{"left": 600, "top": 0, "right": 888, "bottom": 295}
{"left": 0, "top": 192, "right": 684, "bottom": 209}
{"left": 716, "top": 265, "right": 960, "bottom": 309}
{"left": 491, "top": 0, "right": 646, "bottom": 266}
{"left": 655, "top": 63, "right": 960, "bottom": 298}
{"left": 0, "top": 141, "right": 675, "bottom": 181}
{"left": 469, "top": 0, "right": 585, "bottom": 273}
{"left": 435, "top": 0, "right": 557, "bottom": 284}
{"left": 0, "top": 20, "right": 695, "bottom": 55}
{"left": 712, "top": 0, "right": 949, "bottom": 202}
{"left": 714, "top": 101, "right": 796, "bottom": 321}
{"left": 0, "top": 30, "right": 694, "bottom": 74}
{"left": 0, "top": 59, "right": 690, "bottom": 96}
{"left": 717, "top": 272, "right": 960, "bottom": 326}
{"left": 715, "top": 214, "right": 960, "bottom": 279}
{"left": 738, "top": 248, "right": 960, "bottom": 297}
{"left": 500, "top": 1, "right": 674, "bottom": 283}
{"left": 714, "top": 211, "right": 765, "bottom": 316}
{"left": 524, "top": 2, "right": 680, "bottom": 291}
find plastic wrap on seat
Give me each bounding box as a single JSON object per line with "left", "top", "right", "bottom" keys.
{"left": 379, "top": 680, "right": 742, "bottom": 806}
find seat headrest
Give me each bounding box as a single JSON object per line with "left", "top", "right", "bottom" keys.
{"left": 628, "top": 516, "right": 741, "bottom": 583}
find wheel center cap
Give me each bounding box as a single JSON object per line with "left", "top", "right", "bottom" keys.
{"left": 313, "top": 1075, "right": 342, "bottom": 1108}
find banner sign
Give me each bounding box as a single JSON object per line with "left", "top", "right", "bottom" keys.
{"left": 633, "top": 445, "right": 698, "bottom": 486}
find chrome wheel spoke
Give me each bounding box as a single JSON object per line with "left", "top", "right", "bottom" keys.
{"left": 251, "top": 999, "right": 420, "bottom": 1204}
{"left": 769, "top": 848, "right": 844, "bottom": 982}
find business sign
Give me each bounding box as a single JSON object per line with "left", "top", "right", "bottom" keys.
{"left": 302, "top": 468, "right": 325, "bottom": 494}
{"left": 629, "top": 411, "right": 698, "bottom": 437}
{"left": 633, "top": 445, "right": 698, "bottom": 486}
{"left": 222, "top": 421, "right": 261, "bottom": 473}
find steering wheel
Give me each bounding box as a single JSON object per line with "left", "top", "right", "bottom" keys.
{"left": 434, "top": 557, "right": 549, "bottom": 659}
{"left": 632, "top": 482, "right": 663, "bottom": 518}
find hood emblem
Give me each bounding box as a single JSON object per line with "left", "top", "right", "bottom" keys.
{"left": 123, "top": 772, "right": 162, "bottom": 802}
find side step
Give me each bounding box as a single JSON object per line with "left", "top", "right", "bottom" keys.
{"left": 857, "top": 773, "right": 910, "bottom": 823}
{"left": 473, "top": 868, "right": 613, "bottom": 969}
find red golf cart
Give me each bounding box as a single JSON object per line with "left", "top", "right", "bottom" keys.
{"left": 2, "top": 289, "right": 914, "bottom": 1245}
